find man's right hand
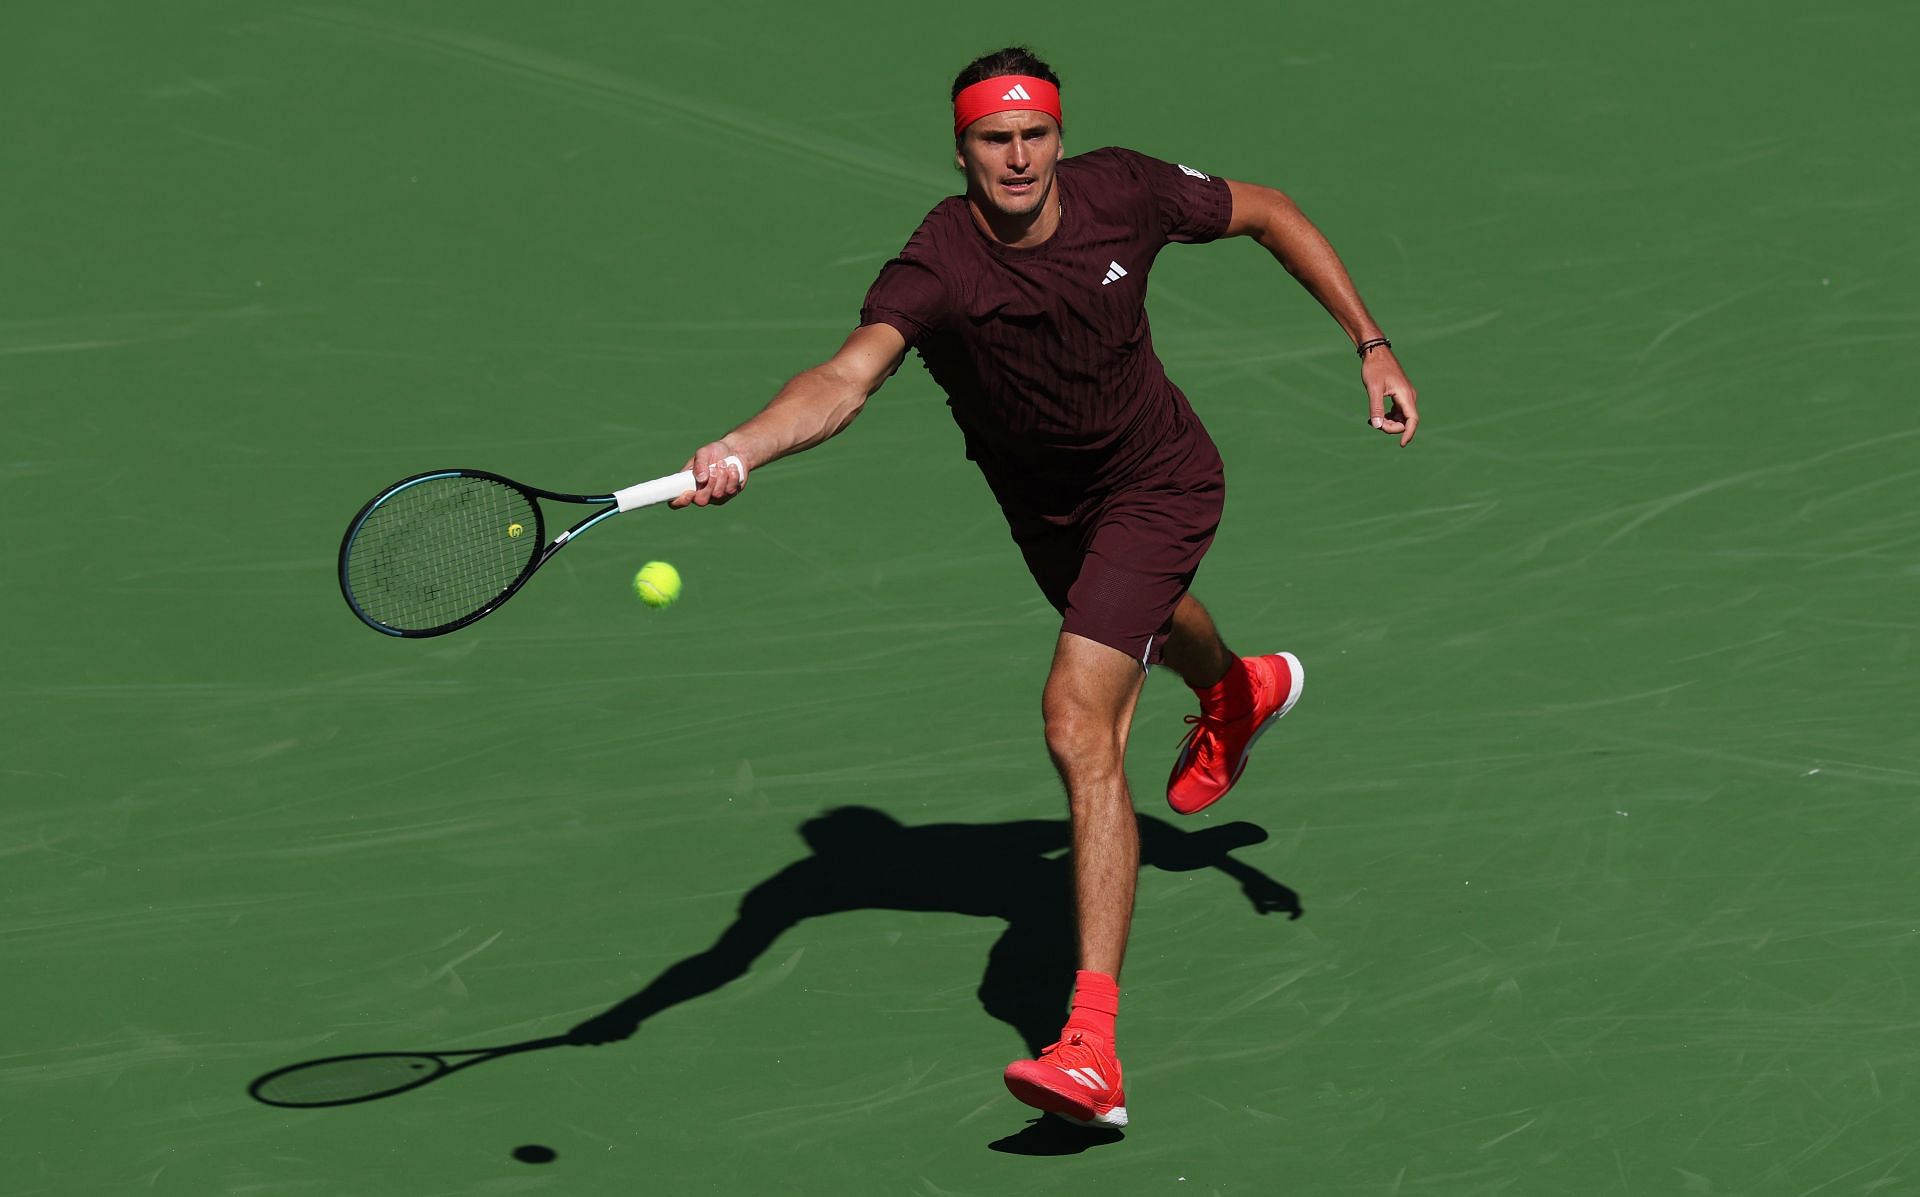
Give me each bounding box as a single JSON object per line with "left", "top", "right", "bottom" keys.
{"left": 669, "top": 441, "right": 750, "bottom": 508}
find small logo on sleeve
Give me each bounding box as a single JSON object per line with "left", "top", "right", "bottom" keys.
{"left": 1101, "top": 261, "right": 1130, "bottom": 286}
{"left": 1177, "top": 164, "right": 1211, "bottom": 180}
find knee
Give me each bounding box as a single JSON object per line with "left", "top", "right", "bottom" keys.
{"left": 1042, "top": 690, "right": 1123, "bottom": 777}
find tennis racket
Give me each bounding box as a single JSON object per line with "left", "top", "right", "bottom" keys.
{"left": 249, "top": 1035, "right": 571, "bottom": 1107}
{"left": 338, "top": 456, "right": 740, "bottom": 637}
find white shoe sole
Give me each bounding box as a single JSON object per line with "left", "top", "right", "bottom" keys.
{"left": 1054, "top": 1104, "right": 1129, "bottom": 1129}
{"left": 1233, "top": 651, "right": 1305, "bottom": 782}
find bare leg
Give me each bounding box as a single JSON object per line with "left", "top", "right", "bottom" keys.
{"left": 1160, "top": 593, "right": 1236, "bottom": 691}
{"left": 1041, "top": 632, "right": 1148, "bottom": 977}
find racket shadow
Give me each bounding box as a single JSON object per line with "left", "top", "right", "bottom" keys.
{"left": 246, "top": 809, "right": 1301, "bottom": 1110}
{"left": 248, "top": 1036, "right": 570, "bottom": 1108}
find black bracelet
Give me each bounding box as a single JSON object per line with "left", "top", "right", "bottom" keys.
{"left": 1356, "top": 337, "right": 1392, "bottom": 359}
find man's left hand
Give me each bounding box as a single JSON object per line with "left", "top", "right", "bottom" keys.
{"left": 1363, "top": 350, "right": 1419, "bottom": 447}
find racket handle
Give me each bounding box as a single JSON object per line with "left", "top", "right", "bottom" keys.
{"left": 613, "top": 456, "right": 743, "bottom": 512}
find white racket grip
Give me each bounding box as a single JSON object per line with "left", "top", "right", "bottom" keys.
{"left": 612, "top": 455, "right": 744, "bottom": 512}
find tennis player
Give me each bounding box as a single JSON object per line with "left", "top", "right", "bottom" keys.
{"left": 673, "top": 46, "right": 1418, "bottom": 1129}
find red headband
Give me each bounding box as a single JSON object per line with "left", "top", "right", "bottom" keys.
{"left": 953, "top": 75, "right": 1063, "bottom": 137}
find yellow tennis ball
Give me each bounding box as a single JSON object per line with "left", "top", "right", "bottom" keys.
{"left": 507, "top": 523, "right": 524, "bottom": 538}
{"left": 632, "top": 561, "right": 681, "bottom": 609}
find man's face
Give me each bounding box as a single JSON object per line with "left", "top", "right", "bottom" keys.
{"left": 955, "top": 111, "right": 1063, "bottom": 220}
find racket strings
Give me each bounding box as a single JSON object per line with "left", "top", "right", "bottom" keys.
{"left": 345, "top": 477, "right": 539, "bottom": 632}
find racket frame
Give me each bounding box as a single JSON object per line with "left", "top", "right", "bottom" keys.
{"left": 338, "top": 468, "right": 622, "bottom": 639}
{"left": 338, "top": 457, "right": 735, "bottom": 638}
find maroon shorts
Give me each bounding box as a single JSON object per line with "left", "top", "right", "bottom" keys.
{"left": 1003, "top": 444, "right": 1225, "bottom": 666}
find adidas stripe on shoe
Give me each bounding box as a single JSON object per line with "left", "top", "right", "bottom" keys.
{"left": 1003, "top": 1032, "right": 1128, "bottom": 1128}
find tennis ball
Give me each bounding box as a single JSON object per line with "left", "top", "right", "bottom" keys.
{"left": 633, "top": 561, "right": 681, "bottom": 609}
{"left": 506, "top": 523, "right": 524, "bottom": 538}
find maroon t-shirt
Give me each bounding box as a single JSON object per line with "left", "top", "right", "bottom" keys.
{"left": 860, "top": 146, "right": 1232, "bottom": 514}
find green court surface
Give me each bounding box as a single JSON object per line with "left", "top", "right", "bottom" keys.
{"left": 6, "top": 2, "right": 1917, "bottom": 1193}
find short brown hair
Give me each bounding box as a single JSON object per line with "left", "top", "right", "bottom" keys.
{"left": 950, "top": 46, "right": 1061, "bottom": 101}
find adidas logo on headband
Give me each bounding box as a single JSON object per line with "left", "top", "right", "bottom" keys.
{"left": 953, "top": 75, "right": 1062, "bottom": 136}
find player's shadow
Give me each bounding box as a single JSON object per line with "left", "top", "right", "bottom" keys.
{"left": 566, "top": 806, "right": 1301, "bottom": 1152}
{"left": 570, "top": 807, "right": 1299, "bottom": 1055}
{"left": 248, "top": 807, "right": 1301, "bottom": 1154}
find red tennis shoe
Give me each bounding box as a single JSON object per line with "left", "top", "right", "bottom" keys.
{"left": 1166, "top": 652, "right": 1305, "bottom": 815}
{"left": 1003, "top": 1031, "right": 1128, "bottom": 1128}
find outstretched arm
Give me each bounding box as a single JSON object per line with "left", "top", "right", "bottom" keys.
{"left": 1225, "top": 179, "right": 1420, "bottom": 446}
{"left": 671, "top": 322, "right": 909, "bottom": 507}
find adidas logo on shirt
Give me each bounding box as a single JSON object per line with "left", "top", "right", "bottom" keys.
{"left": 1000, "top": 84, "right": 1033, "bottom": 102}
{"left": 1101, "top": 261, "right": 1129, "bottom": 286}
